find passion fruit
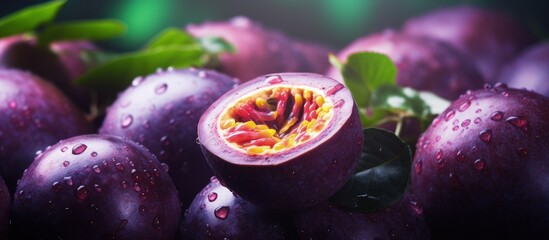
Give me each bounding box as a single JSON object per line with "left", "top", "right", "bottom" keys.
{"left": 197, "top": 72, "right": 363, "bottom": 210}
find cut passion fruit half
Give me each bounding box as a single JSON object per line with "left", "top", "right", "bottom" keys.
{"left": 198, "top": 73, "right": 363, "bottom": 210}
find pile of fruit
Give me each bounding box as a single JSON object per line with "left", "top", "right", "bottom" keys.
{"left": 0, "top": 1, "right": 548, "bottom": 239}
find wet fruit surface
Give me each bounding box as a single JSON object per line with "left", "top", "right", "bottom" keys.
{"left": 198, "top": 72, "right": 363, "bottom": 210}
{"left": 0, "top": 69, "right": 92, "bottom": 193}
{"left": 412, "top": 84, "right": 549, "bottom": 239}
{"left": 100, "top": 68, "right": 239, "bottom": 207}
{"left": 11, "top": 134, "right": 181, "bottom": 240}
{"left": 181, "top": 177, "right": 297, "bottom": 240}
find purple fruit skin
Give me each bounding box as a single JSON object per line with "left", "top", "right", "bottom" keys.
{"left": 499, "top": 43, "right": 549, "bottom": 97}
{"left": 326, "top": 30, "right": 484, "bottom": 100}
{"left": 402, "top": 5, "right": 536, "bottom": 83}
{"left": 292, "top": 40, "right": 333, "bottom": 74}
{"left": 198, "top": 72, "right": 364, "bottom": 210}
{"left": 100, "top": 68, "right": 239, "bottom": 208}
{"left": 12, "top": 134, "right": 181, "bottom": 240}
{"left": 413, "top": 85, "right": 549, "bottom": 238}
{"left": 293, "top": 193, "right": 430, "bottom": 240}
{"left": 0, "top": 35, "right": 97, "bottom": 110}
{"left": 0, "top": 69, "right": 93, "bottom": 193}
{"left": 0, "top": 177, "right": 10, "bottom": 240}
{"left": 186, "top": 16, "right": 312, "bottom": 81}
{"left": 181, "top": 177, "right": 297, "bottom": 240}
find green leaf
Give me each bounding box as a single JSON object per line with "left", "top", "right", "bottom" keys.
{"left": 330, "top": 128, "right": 412, "bottom": 212}
{"left": 371, "top": 85, "right": 432, "bottom": 119}
{"left": 198, "top": 36, "right": 235, "bottom": 54}
{"left": 145, "top": 27, "right": 198, "bottom": 49}
{"left": 0, "top": 0, "right": 66, "bottom": 38}
{"left": 339, "top": 52, "right": 397, "bottom": 109}
{"left": 37, "top": 19, "right": 126, "bottom": 45}
{"left": 75, "top": 46, "right": 205, "bottom": 91}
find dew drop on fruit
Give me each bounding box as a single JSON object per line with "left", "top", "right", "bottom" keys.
{"left": 445, "top": 110, "right": 456, "bottom": 121}
{"left": 490, "top": 111, "right": 504, "bottom": 121}
{"left": 473, "top": 159, "right": 485, "bottom": 170}
{"left": 452, "top": 126, "right": 459, "bottom": 131}
{"left": 479, "top": 129, "right": 492, "bottom": 142}
{"left": 210, "top": 176, "right": 218, "bottom": 183}
{"left": 121, "top": 180, "right": 128, "bottom": 189}
{"left": 152, "top": 216, "right": 161, "bottom": 229}
{"left": 121, "top": 114, "right": 134, "bottom": 128}
{"left": 214, "top": 206, "right": 230, "bottom": 220}
{"left": 160, "top": 136, "right": 170, "bottom": 147}
{"left": 461, "top": 119, "right": 471, "bottom": 127}
{"left": 63, "top": 161, "right": 70, "bottom": 167}
{"left": 437, "top": 159, "right": 445, "bottom": 169}
{"left": 208, "top": 192, "right": 218, "bottom": 202}
{"left": 72, "top": 143, "right": 87, "bottom": 155}
{"left": 326, "top": 83, "right": 344, "bottom": 96}
{"left": 474, "top": 118, "right": 482, "bottom": 124}
{"left": 133, "top": 183, "right": 141, "bottom": 192}
{"left": 132, "top": 76, "right": 144, "bottom": 86}
{"left": 200, "top": 203, "right": 206, "bottom": 210}
{"left": 456, "top": 150, "right": 466, "bottom": 161}
{"left": 161, "top": 163, "right": 169, "bottom": 172}
{"left": 94, "top": 184, "right": 102, "bottom": 192}
{"left": 265, "top": 75, "right": 283, "bottom": 84}
{"left": 415, "top": 160, "right": 422, "bottom": 174}
{"left": 435, "top": 149, "right": 443, "bottom": 160}
{"left": 155, "top": 83, "right": 168, "bottom": 94}
{"left": 115, "top": 163, "right": 125, "bottom": 172}
{"left": 196, "top": 137, "right": 201, "bottom": 145}
{"left": 92, "top": 165, "right": 101, "bottom": 173}
{"left": 52, "top": 181, "right": 61, "bottom": 192}
{"left": 76, "top": 185, "right": 88, "bottom": 200}
{"left": 91, "top": 152, "right": 98, "bottom": 157}
{"left": 61, "top": 146, "right": 68, "bottom": 152}
{"left": 506, "top": 116, "right": 528, "bottom": 129}
{"left": 452, "top": 119, "right": 459, "bottom": 126}
{"left": 63, "top": 176, "right": 73, "bottom": 186}
{"left": 409, "top": 200, "right": 423, "bottom": 215}
{"left": 475, "top": 109, "right": 482, "bottom": 113}
{"left": 501, "top": 91, "right": 510, "bottom": 97}
{"left": 48, "top": 200, "right": 55, "bottom": 209}
{"left": 458, "top": 101, "right": 471, "bottom": 112}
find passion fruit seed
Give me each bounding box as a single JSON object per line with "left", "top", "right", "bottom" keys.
{"left": 219, "top": 86, "right": 332, "bottom": 155}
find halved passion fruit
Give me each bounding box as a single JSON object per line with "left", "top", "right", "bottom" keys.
{"left": 198, "top": 72, "right": 364, "bottom": 210}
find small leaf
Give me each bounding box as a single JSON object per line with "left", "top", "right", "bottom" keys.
{"left": 371, "top": 85, "right": 432, "bottom": 119}
{"left": 339, "top": 52, "right": 398, "bottom": 109}
{"left": 145, "top": 27, "right": 198, "bottom": 49}
{"left": 198, "top": 36, "right": 235, "bottom": 54}
{"left": 330, "top": 128, "right": 412, "bottom": 212}
{"left": 417, "top": 90, "right": 451, "bottom": 115}
{"left": 37, "top": 19, "right": 126, "bottom": 45}
{"left": 75, "top": 46, "right": 205, "bottom": 91}
{"left": 0, "top": 0, "right": 66, "bottom": 38}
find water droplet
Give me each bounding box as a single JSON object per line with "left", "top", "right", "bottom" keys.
{"left": 160, "top": 136, "right": 170, "bottom": 147}
{"left": 479, "top": 129, "right": 492, "bottom": 142}
{"left": 458, "top": 101, "right": 471, "bottom": 112}
{"left": 121, "top": 100, "right": 131, "bottom": 108}
{"left": 161, "top": 163, "right": 169, "bottom": 172}
{"left": 121, "top": 180, "right": 128, "bottom": 188}
{"left": 452, "top": 119, "right": 459, "bottom": 126}
{"left": 94, "top": 184, "right": 102, "bottom": 192}
{"left": 506, "top": 116, "right": 528, "bottom": 129}
{"left": 72, "top": 143, "right": 87, "bottom": 155}
{"left": 475, "top": 109, "right": 482, "bottom": 113}
{"left": 151, "top": 216, "right": 161, "bottom": 229}
{"left": 115, "top": 163, "right": 125, "bottom": 172}
{"left": 155, "top": 83, "right": 168, "bottom": 94}
{"left": 334, "top": 99, "right": 345, "bottom": 108}
{"left": 435, "top": 136, "right": 441, "bottom": 142}
{"left": 474, "top": 118, "right": 482, "bottom": 124}
{"left": 437, "top": 159, "right": 445, "bottom": 169}
{"left": 501, "top": 91, "right": 510, "bottom": 97}
{"left": 63, "top": 161, "right": 70, "bottom": 167}
{"left": 48, "top": 200, "right": 55, "bottom": 209}
{"left": 326, "top": 84, "right": 344, "bottom": 96}
{"left": 214, "top": 206, "right": 230, "bottom": 220}
{"left": 156, "top": 68, "right": 164, "bottom": 73}
{"left": 198, "top": 71, "right": 208, "bottom": 78}
{"left": 63, "top": 176, "right": 73, "bottom": 186}
{"left": 490, "top": 111, "right": 504, "bottom": 121}
{"left": 121, "top": 114, "right": 133, "bottom": 128}
{"left": 473, "top": 159, "right": 485, "bottom": 170}
{"left": 52, "top": 181, "right": 61, "bottom": 192}
{"left": 265, "top": 75, "right": 283, "bottom": 84}
{"left": 452, "top": 126, "right": 459, "bottom": 131}
{"left": 494, "top": 82, "right": 508, "bottom": 88}
{"left": 445, "top": 110, "right": 456, "bottom": 121}
{"left": 456, "top": 150, "right": 465, "bottom": 161}
{"left": 8, "top": 101, "right": 17, "bottom": 109}
{"left": 208, "top": 192, "right": 218, "bottom": 202}
{"left": 435, "top": 149, "right": 443, "bottom": 160}
{"left": 133, "top": 183, "right": 141, "bottom": 192}
{"left": 61, "top": 147, "right": 68, "bottom": 152}
{"left": 409, "top": 200, "right": 423, "bottom": 215}
{"left": 195, "top": 138, "right": 201, "bottom": 145}
{"left": 91, "top": 152, "right": 98, "bottom": 157}
{"left": 210, "top": 176, "right": 218, "bottom": 183}
{"left": 415, "top": 160, "right": 422, "bottom": 174}
{"left": 483, "top": 83, "right": 493, "bottom": 90}
{"left": 76, "top": 185, "right": 88, "bottom": 200}
{"left": 461, "top": 119, "right": 471, "bottom": 127}
{"left": 132, "top": 76, "right": 144, "bottom": 86}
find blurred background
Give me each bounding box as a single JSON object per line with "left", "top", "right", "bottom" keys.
{"left": 1, "top": 0, "right": 548, "bottom": 52}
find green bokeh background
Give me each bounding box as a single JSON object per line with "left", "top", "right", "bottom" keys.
{"left": 2, "top": 0, "right": 548, "bottom": 52}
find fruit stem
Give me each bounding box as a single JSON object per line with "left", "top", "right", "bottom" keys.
{"left": 394, "top": 115, "right": 404, "bottom": 137}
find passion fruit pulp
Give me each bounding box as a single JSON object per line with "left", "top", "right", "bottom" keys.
{"left": 198, "top": 73, "right": 364, "bottom": 210}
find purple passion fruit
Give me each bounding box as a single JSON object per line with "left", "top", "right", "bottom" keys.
{"left": 186, "top": 16, "right": 309, "bottom": 81}
{"left": 100, "top": 68, "right": 239, "bottom": 207}
{"left": 0, "top": 69, "right": 92, "bottom": 193}
{"left": 197, "top": 72, "right": 363, "bottom": 210}
{"left": 498, "top": 42, "right": 549, "bottom": 97}
{"left": 181, "top": 176, "right": 297, "bottom": 240}
{"left": 293, "top": 193, "right": 430, "bottom": 239}
{"left": 402, "top": 5, "right": 536, "bottom": 83}
{"left": 413, "top": 84, "right": 549, "bottom": 239}
{"left": 325, "top": 30, "right": 484, "bottom": 100}
{"left": 11, "top": 134, "right": 181, "bottom": 240}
